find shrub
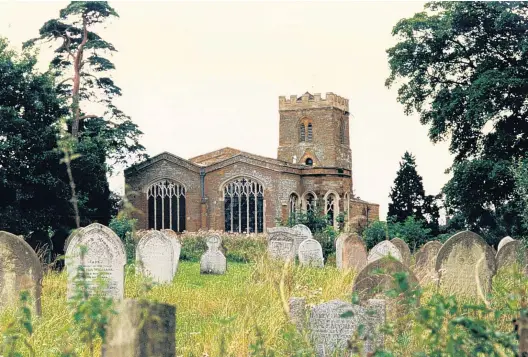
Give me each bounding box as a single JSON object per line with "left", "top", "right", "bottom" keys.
{"left": 313, "top": 225, "right": 338, "bottom": 260}
{"left": 363, "top": 220, "right": 388, "bottom": 250}
{"left": 108, "top": 213, "right": 137, "bottom": 264}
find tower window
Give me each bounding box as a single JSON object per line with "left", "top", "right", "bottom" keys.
{"left": 305, "top": 158, "right": 313, "bottom": 166}
{"left": 307, "top": 123, "right": 313, "bottom": 142}
{"left": 299, "top": 123, "right": 306, "bottom": 142}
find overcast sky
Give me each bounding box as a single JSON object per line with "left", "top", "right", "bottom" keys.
{"left": 0, "top": 1, "right": 454, "bottom": 221}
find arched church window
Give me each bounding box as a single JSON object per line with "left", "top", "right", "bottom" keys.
{"left": 147, "top": 180, "right": 186, "bottom": 232}
{"left": 224, "top": 178, "right": 264, "bottom": 233}
{"left": 325, "top": 192, "right": 338, "bottom": 227}
{"left": 305, "top": 158, "right": 313, "bottom": 166}
{"left": 299, "top": 123, "right": 306, "bottom": 142}
{"left": 307, "top": 123, "right": 313, "bottom": 142}
{"left": 304, "top": 192, "right": 316, "bottom": 213}
{"left": 289, "top": 193, "right": 299, "bottom": 217}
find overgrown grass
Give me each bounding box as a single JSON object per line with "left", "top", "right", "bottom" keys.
{"left": 0, "top": 259, "right": 525, "bottom": 356}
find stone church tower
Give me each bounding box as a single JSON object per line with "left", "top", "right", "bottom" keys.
{"left": 277, "top": 92, "right": 352, "bottom": 170}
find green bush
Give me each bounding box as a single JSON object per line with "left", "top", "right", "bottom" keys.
{"left": 180, "top": 233, "right": 267, "bottom": 263}
{"left": 313, "top": 225, "right": 338, "bottom": 260}
{"left": 363, "top": 220, "right": 388, "bottom": 250}
{"left": 108, "top": 213, "right": 137, "bottom": 264}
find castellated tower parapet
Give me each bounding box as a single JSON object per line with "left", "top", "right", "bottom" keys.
{"left": 279, "top": 92, "right": 349, "bottom": 113}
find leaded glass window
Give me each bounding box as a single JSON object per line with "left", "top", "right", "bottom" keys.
{"left": 224, "top": 178, "right": 264, "bottom": 233}
{"left": 147, "top": 180, "right": 186, "bottom": 232}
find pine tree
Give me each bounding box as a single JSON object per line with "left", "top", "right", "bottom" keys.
{"left": 388, "top": 152, "right": 439, "bottom": 234}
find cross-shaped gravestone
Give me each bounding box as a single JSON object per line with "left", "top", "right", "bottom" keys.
{"left": 200, "top": 235, "right": 227, "bottom": 275}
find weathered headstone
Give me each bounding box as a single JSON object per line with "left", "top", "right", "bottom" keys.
{"left": 497, "top": 236, "right": 515, "bottom": 253}
{"left": 413, "top": 241, "right": 442, "bottom": 285}
{"left": 341, "top": 233, "right": 368, "bottom": 272}
{"left": 353, "top": 256, "right": 420, "bottom": 306}
{"left": 390, "top": 238, "right": 411, "bottom": 266}
{"left": 367, "top": 240, "right": 402, "bottom": 264}
{"left": 435, "top": 230, "right": 496, "bottom": 299}
{"left": 101, "top": 299, "right": 176, "bottom": 357}
{"left": 136, "top": 231, "right": 174, "bottom": 283}
{"left": 308, "top": 299, "right": 386, "bottom": 356}
{"left": 292, "top": 224, "right": 312, "bottom": 253}
{"left": 298, "top": 238, "right": 324, "bottom": 268}
{"left": 335, "top": 233, "right": 346, "bottom": 269}
{"left": 66, "top": 223, "right": 126, "bottom": 300}
{"left": 160, "top": 229, "right": 181, "bottom": 275}
{"left": 134, "top": 229, "right": 150, "bottom": 242}
{"left": 267, "top": 228, "right": 296, "bottom": 261}
{"left": 289, "top": 297, "right": 307, "bottom": 332}
{"left": 0, "top": 231, "right": 43, "bottom": 315}
{"left": 200, "top": 235, "right": 227, "bottom": 275}
{"left": 496, "top": 240, "right": 528, "bottom": 272}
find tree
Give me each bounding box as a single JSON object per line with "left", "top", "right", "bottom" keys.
{"left": 386, "top": 2, "right": 528, "bottom": 241}
{"left": 24, "top": 2, "right": 146, "bottom": 235}
{"left": 0, "top": 38, "right": 71, "bottom": 243}
{"left": 388, "top": 151, "right": 440, "bottom": 234}
{"left": 512, "top": 157, "right": 528, "bottom": 232}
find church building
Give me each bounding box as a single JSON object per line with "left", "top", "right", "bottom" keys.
{"left": 124, "top": 92, "right": 379, "bottom": 233}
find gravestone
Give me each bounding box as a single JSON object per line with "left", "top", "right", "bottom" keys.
{"left": 435, "top": 230, "right": 496, "bottom": 299}
{"left": 341, "top": 233, "right": 368, "bottom": 271}
{"left": 367, "top": 240, "right": 402, "bottom": 264}
{"left": 0, "top": 231, "right": 43, "bottom": 315}
{"left": 292, "top": 224, "right": 312, "bottom": 254}
{"left": 353, "top": 256, "right": 420, "bottom": 306}
{"left": 289, "top": 297, "right": 307, "bottom": 331}
{"left": 200, "top": 235, "right": 227, "bottom": 275}
{"left": 267, "top": 228, "right": 296, "bottom": 261}
{"left": 497, "top": 236, "right": 515, "bottom": 253}
{"left": 496, "top": 240, "right": 528, "bottom": 272}
{"left": 136, "top": 230, "right": 174, "bottom": 284}
{"left": 160, "top": 229, "right": 182, "bottom": 275}
{"left": 308, "top": 299, "right": 386, "bottom": 356}
{"left": 413, "top": 241, "right": 442, "bottom": 285}
{"left": 335, "top": 234, "right": 346, "bottom": 269}
{"left": 134, "top": 229, "right": 150, "bottom": 242}
{"left": 390, "top": 238, "right": 411, "bottom": 266}
{"left": 101, "top": 299, "right": 176, "bottom": 357}
{"left": 298, "top": 238, "right": 324, "bottom": 268}
{"left": 66, "top": 223, "right": 126, "bottom": 300}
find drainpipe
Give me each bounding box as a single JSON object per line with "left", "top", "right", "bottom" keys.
{"left": 200, "top": 168, "right": 206, "bottom": 203}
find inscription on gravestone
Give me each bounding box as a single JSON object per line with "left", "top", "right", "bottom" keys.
{"left": 66, "top": 223, "right": 126, "bottom": 300}
{"left": 267, "top": 229, "right": 296, "bottom": 261}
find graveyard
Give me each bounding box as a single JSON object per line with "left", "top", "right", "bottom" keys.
{"left": 1, "top": 1, "right": 528, "bottom": 356}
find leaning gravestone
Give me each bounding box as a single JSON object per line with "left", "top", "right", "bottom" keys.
{"left": 66, "top": 223, "right": 126, "bottom": 300}
{"left": 307, "top": 299, "right": 386, "bottom": 356}
{"left": 367, "top": 240, "right": 402, "bottom": 264}
{"left": 496, "top": 240, "right": 528, "bottom": 272}
{"left": 0, "top": 231, "right": 43, "bottom": 316}
{"left": 134, "top": 229, "right": 150, "bottom": 242}
{"left": 136, "top": 231, "right": 174, "bottom": 283}
{"left": 413, "top": 241, "right": 442, "bottom": 285}
{"left": 292, "top": 224, "right": 312, "bottom": 254}
{"left": 341, "top": 233, "right": 368, "bottom": 272}
{"left": 101, "top": 299, "right": 176, "bottom": 357}
{"left": 200, "top": 235, "right": 227, "bottom": 275}
{"left": 298, "top": 238, "right": 324, "bottom": 268}
{"left": 497, "top": 236, "right": 515, "bottom": 253}
{"left": 353, "top": 256, "right": 420, "bottom": 306}
{"left": 267, "top": 228, "right": 296, "bottom": 261}
{"left": 160, "top": 229, "right": 182, "bottom": 275}
{"left": 435, "top": 230, "right": 496, "bottom": 299}
{"left": 390, "top": 238, "right": 411, "bottom": 266}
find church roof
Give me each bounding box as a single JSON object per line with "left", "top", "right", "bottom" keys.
{"left": 189, "top": 147, "right": 242, "bottom": 166}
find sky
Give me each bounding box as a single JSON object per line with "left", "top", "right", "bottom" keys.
{"left": 0, "top": 1, "right": 454, "bottom": 221}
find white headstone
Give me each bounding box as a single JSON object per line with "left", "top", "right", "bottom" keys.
{"left": 66, "top": 223, "right": 126, "bottom": 300}
{"left": 293, "top": 224, "right": 312, "bottom": 253}
{"left": 160, "top": 229, "right": 181, "bottom": 276}
{"left": 267, "top": 228, "right": 296, "bottom": 261}
{"left": 136, "top": 231, "right": 174, "bottom": 284}
{"left": 298, "top": 238, "right": 324, "bottom": 268}
{"left": 497, "top": 236, "right": 515, "bottom": 253}
{"left": 367, "top": 240, "right": 402, "bottom": 264}
{"left": 200, "top": 235, "right": 227, "bottom": 275}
